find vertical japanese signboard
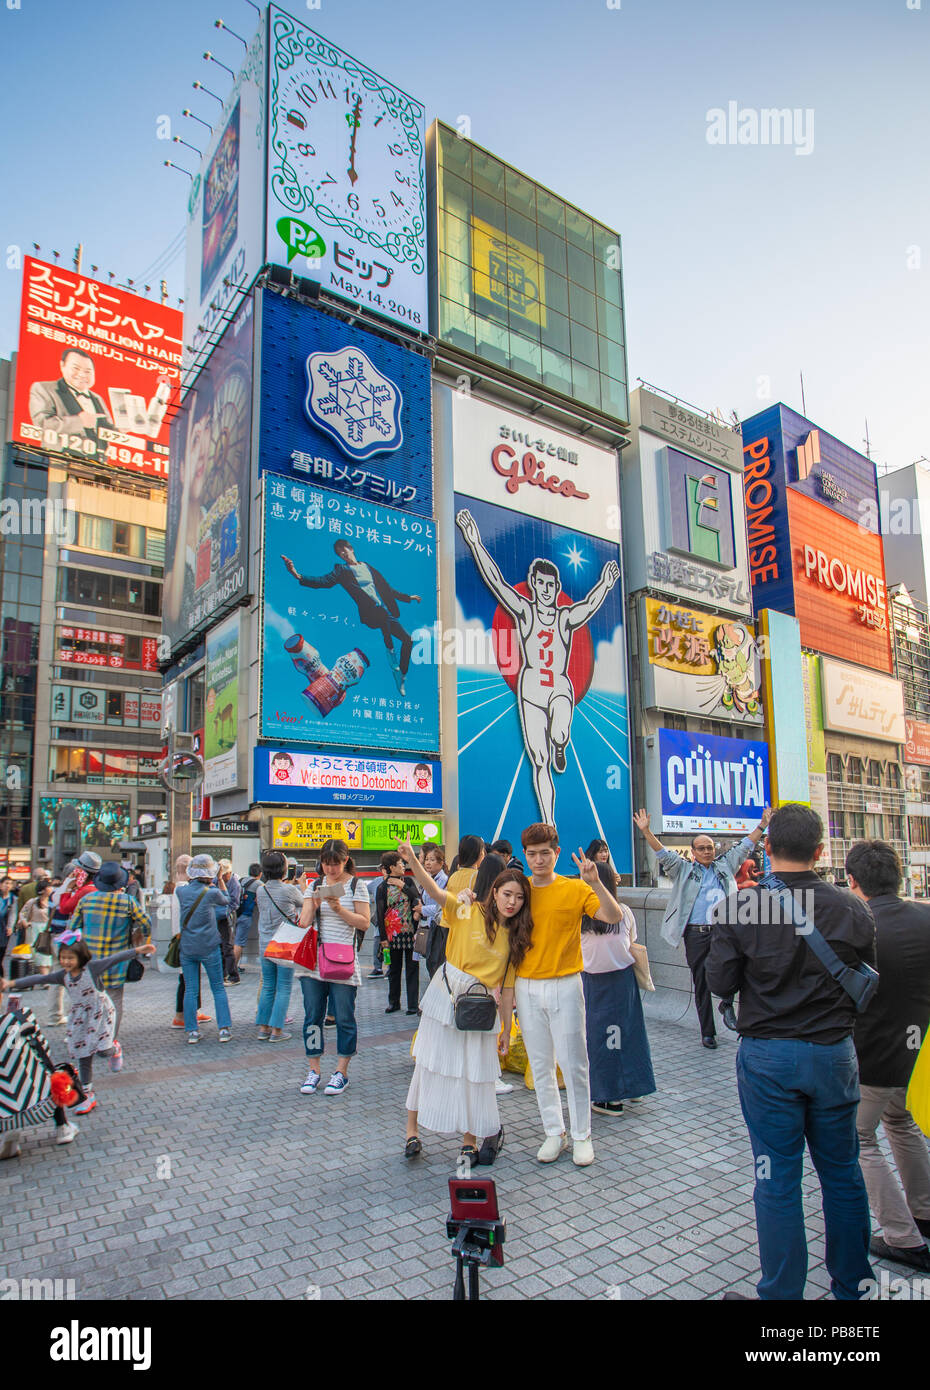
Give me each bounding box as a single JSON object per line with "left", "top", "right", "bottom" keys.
{"left": 204, "top": 611, "right": 241, "bottom": 795}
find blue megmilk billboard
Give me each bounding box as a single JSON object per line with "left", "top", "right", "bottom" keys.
{"left": 659, "top": 728, "right": 770, "bottom": 834}
{"left": 258, "top": 288, "right": 432, "bottom": 516}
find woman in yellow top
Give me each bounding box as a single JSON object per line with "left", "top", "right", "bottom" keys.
{"left": 398, "top": 840, "right": 533, "bottom": 1166}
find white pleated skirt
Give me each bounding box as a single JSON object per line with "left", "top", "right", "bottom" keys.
{"left": 405, "top": 960, "right": 501, "bottom": 1139}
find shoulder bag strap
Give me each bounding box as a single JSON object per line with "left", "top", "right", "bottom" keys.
{"left": 180, "top": 888, "right": 209, "bottom": 932}
{"left": 761, "top": 873, "right": 862, "bottom": 1002}
{"left": 261, "top": 882, "right": 300, "bottom": 926}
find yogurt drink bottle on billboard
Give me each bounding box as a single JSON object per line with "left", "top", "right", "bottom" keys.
{"left": 284, "top": 634, "right": 326, "bottom": 682}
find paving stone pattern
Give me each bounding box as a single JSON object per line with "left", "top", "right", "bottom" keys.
{"left": 0, "top": 966, "right": 917, "bottom": 1300}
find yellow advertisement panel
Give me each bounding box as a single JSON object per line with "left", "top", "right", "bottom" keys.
{"left": 471, "top": 217, "right": 547, "bottom": 328}
{"left": 643, "top": 598, "right": 760, "bottom": 719}
{"left": 272, "top": 816, "right": 362, "bottom": 851}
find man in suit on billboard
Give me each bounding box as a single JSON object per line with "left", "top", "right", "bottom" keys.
{"left": 29, "top": 348, "right": 113, "bottom": 441}
{"left": 281, "top": 541, "right": 421, "bottom": 695}
{"left": 456, "top": 507, "right": 620, "bottom": 828}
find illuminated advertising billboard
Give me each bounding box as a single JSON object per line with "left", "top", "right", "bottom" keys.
{"left": 203, "top": 611, "right": 241, "bottom": 795}
{"left": 11, "top": 258, "right": 182, "bottom": 476}
{"left": 788, "top": 491, "right": 891, "bottom": 671}
{"left": 639, "top": 598, "right": 761, "bottom": 723}
{"left": 257, "top": 290, "right": 432, "bottom": 514}
{"left": 741, "top": 404, "right": 891, "bottom": 670}
{"left": 258, "top": 474, "right": 438, "bottom": 752}
{"left": 820, "top": 658, "right": 905, "bottom": 743}
{"left": 164, "top": 295, "right": 254, "bottom": 655}
{"left": 658, "top": 729, "right": 770, "bottom": 834}
{"left": 254, "top": 747, "right": 441, "bottom": 809}
{"left": 183, "top": 19, "right": 266, "bottom": 374}
{"left": 624, "top": 388, "right": 752, "bottom": 619}
{"left": 37, "top": 797, "right": 131, "bottom": 851}
{"left": 905, "top": 718, "right": 930, "bottom": 768}
{"left": 757, "top": 609, "right": 808, "bottom": 805}
{"left": 266, "top": 5, "right": 426, "bottom": 332}
{"left": 449, "top": 389, "right": 631, "bottom": 868}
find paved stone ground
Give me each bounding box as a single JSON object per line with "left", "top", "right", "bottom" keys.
{"left": 0, "top": 964, "right": 924, "bottom": 1301}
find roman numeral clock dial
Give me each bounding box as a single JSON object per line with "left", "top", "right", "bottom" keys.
{"left": 268, "top": 8, "right": 426, "bottom": 331}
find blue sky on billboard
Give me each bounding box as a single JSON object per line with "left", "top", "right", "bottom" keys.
{"left": 0, "top": 1, "right": 924, "bottom": 472}
{"left": 665, "top": 449, "right": 737, "bottom": 569}
{"left": 453, "top": 493, "right": 631, "bottom": 870}
{"left": 258, "top": 290, "right": 432, "bottom": 514}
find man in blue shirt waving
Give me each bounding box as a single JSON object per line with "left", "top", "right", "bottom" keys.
{"left": 633, "top": 806, "right": 771, "bottom": 1049}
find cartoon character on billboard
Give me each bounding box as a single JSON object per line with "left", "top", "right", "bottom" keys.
{"left": 413, "top": 762, "right": 432, "bottom": 792}
{"left": 271, "top": 751, "right": 295, "bottom": 785}
{"left": 712, "top": 623, "right": 760, "bottom": 715}
{"left": 282, "top": 540, "right": 421, "bottom": 695}
{"left": 456, "top": 508, "right": 620, "bottom": 827}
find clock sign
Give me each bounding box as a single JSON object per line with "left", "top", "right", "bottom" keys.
{"left": 266, "top": 5, "right": 427, "bottom": 334}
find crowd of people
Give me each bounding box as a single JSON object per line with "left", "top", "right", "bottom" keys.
{"left": 2, "top": 803, "right": 929, "bottom": 1304}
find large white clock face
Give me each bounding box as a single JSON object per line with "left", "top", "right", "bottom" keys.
{"left": 266, "top": 8, "right": 427, "bottom": 333}
{"left": 277, "top": 67, "right": 420, "bottom": 236}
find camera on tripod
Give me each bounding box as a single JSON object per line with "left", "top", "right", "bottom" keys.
{"left": 446, "top": 1176, "right": 506, "bottom": 1300}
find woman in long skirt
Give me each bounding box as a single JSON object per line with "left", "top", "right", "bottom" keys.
{"left": 397, "top": 842, "right": 534, "bottom": 1166}
{"left": 582, "top": 866, "right": 656, "bottom": 1116}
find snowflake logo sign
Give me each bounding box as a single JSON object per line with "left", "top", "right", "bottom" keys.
{"left": 304, "top": 347, "right": 404, "bottom": 462}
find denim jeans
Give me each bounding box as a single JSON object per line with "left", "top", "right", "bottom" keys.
{"left": 300, "top": 977, "right": 358, "bottom": 1058}
{"left": 181, "top": 948, "right": 231, "bottom": 1032}
{"left": 736, "top": 1035, "right": 873, "bottom": 1300}
{"left": 256, "top": 957, "right": 295, "bottom": 1031}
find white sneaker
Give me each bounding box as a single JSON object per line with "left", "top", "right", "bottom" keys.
{"left": 218, "top": 1028, "right": 231, "bottom": 1043}
{"left": 187, "top": 1031, "right": 201, "bottom": 1044}
{"left": 495, "top": 1077, "right": 513, "bottom": 1094}
{"left": 300, "top": 1069, "right": 321, "bottom": 1094}
{"left": 573, "top": 1138, "right": 595, "bottom": 1166}
{"left": 536, "top": 1134, "right": 569, "bottom": 1163}
{"left": 56, "top": 1122, "right": 79, "bottom": 1145}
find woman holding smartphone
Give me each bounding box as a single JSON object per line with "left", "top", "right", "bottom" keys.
{"left": 296, "top": 840, "right": 370, "bottom": 1097}
{"left": 397, "top": 841, "right": 534, "bottom": 1167}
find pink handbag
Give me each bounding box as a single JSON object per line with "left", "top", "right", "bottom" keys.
{"left": 318, "top": 941, "right": 355, "bottom": 981}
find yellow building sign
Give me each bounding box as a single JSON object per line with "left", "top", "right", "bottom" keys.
{"left": 471, "top": 217, "right": 547, "bottom": 328}
{"left": 643, "top": 598, "right": 761, "bottom": 718}
{"left": 272, "top": 817, "right": 363, "bottom": 851}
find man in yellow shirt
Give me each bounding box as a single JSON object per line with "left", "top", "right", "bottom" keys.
{"left": 500, "top": 822, "right": 623, "bottom": 1168}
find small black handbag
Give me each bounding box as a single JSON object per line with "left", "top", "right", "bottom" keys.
{"left": 443, "top": 965, "right": 498, "bottom": 1031}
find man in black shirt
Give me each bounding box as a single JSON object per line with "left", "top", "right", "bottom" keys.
{"left": 846, "top": 840, "right": 930, "bottom": 1272}
{"left": 706, "top": 804, "right": 875, "bottom": 1300}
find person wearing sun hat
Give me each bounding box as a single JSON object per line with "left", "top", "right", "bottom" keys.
{"left": 176, "top": 855, "right": 233, "bottom": 1044}
{"left": 67, "top": 860, "right": 151, "bottom": 1050}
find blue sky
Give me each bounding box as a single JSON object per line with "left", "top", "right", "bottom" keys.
{"left": 0, "top": 0, "right": 927, "bottom": 469}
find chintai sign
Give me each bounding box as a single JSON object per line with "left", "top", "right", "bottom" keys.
{"left": 658, "top": 728, "right": 770, "bottom": 833}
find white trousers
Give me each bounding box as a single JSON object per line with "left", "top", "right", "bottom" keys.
{"left": 515, "top": 973, "right": 591, "bottom": 1141}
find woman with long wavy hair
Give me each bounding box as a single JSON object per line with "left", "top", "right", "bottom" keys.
{"left": 397, "top": 841, "right": 533, "bottom": 1167}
